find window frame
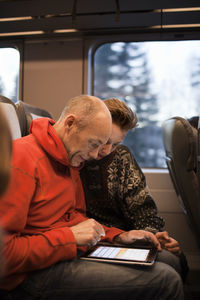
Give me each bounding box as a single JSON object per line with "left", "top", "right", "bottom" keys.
{"left": 0, "top": 40, "right": 23, "bottom": 101}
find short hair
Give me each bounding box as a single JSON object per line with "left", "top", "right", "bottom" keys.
{"left": 104, "top": 98, "right": 138, "bottom": 131}
{"left": 60, "top": 95, "right": 105, "bottom": 129}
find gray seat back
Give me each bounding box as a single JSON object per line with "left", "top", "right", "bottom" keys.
{"left": 162, "top": 116, "right": 200, "bottom": 247}
{"left": 0, "top": 98, "right": 21, "bottom": 140}
{"left": 16, "top": 100, "right": 53, "bottom": 136}
{"left": 0, "top": 105, "right": 12, "bottom": 196}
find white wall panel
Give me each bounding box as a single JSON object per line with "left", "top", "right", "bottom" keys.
{"left": 23, "top": 39, "right": 83, "bottom": 120}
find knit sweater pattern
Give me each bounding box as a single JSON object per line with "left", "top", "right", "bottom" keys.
{"left": 81, "top": 144, "right": 165, "bottom": 232}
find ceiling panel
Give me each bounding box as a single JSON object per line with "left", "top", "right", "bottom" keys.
{"left": 0, "top": 0, "right": 200, "bottom": 37}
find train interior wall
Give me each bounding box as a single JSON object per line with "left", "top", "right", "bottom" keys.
{"left": 23, "top": 38, "right": 83, "bottom": 120}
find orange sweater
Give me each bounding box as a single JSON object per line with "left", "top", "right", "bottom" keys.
{"left": 0, "top": 118, "right": 123, "bottom": 290}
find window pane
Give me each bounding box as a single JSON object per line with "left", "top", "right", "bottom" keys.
{"left": 93, "top": 41, "right": 200, "bottom": 168}
{"left": 0, "top": 47, "right": 20, "bottom": 102}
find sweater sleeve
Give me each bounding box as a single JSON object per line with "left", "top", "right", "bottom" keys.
{"left": 102, "top": 225, "right": 124, "bottom": 242}
{"left": 0, "top": 167, "right": 77, "bottom": 278}
{"left": 112, "top": 145, "right": 165, "bottom": 232}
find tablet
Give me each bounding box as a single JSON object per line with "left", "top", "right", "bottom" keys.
{"left": 80, "top": 244, "right": 157, "bottom": 266}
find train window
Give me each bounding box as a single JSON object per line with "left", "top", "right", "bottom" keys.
{"left": 93, "top": 41, "right": 200, "bottom": 168}
{"left": 0, "top": 47, "right": 20, "bottom": 102}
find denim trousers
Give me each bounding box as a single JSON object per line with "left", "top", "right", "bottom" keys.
{"left": 3, "top": 249, "right": 185, "bottom": 300}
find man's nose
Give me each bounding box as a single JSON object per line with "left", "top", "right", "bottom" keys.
{"left": 101, "top": 144, "right": 113, "bottom": 156}
{"left": 88, "top": 148, "right": 99, "bottom": 159}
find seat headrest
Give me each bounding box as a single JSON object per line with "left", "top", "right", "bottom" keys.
{"left": 0, "top": 94, "right": 15, "bottom": 106}
{"left": 0, "top": 105, "right": 12, "bottom": 196}
{"left": 16, "top": 100, "right": 52, "bottom": 118}
{"left": 0, "top": 102, "right": 21, "bottom": 140}
{"left": 15, "top": 100, "right": 53, "bottom": 136}
{"left": 162, "top": 116, "right": 197, "bottom": 172}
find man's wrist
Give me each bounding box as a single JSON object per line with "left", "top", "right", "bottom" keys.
{"left": 113, "top": 233, "right": 122, "bottom": 243}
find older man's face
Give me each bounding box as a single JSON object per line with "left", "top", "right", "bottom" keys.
{"left": 63, "top": 113, "right": 112, "bottom": 167}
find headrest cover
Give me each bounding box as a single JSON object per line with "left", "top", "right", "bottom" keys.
{"left": 0, "top": 102, "right": 21, "bottom": 140}
{"left": 172, "top": 117, "right": 197, "bottom": 172}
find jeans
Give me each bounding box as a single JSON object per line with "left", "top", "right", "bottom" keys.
{"left": 157, "top": 249, "right": 189, "bottom": 282}
{"left": 4, "top": 251, "right": 184, "bottom": 300}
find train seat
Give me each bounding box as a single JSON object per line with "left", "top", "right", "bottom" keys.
{"left": 0, "top": 105, "right": 12, "bottom": 196}
{"left": 0, "top": 103, "right": 13, "bottom": 284}
{"left": 0, "top": 95, "right": 15, "bottom": 106}
{"left": 16, "top": 100, "right": 53, "bottom": 136}
{"left": 0, "top": 96, "right": 21, "bottom": 140}
{"left": 162, "top": 116, "right": 200, "bottom": 248}
{"left": 188, "top": 116, "right": 200, "bottom": 188}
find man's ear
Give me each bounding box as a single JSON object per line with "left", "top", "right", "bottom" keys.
{"left": 64, "top": 114, "right": 77, "bottom": 132}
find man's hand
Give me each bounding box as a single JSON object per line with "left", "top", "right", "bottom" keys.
{"left": 155, "top": 231, "right": 181, "bottom": 256}
{"left": 70, "top": 219, "right": 105, "bottom": 247}
{"left": 114, "top": 230, "right": 162, "bottom": 251}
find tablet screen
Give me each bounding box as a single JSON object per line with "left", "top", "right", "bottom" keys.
{"left": 89, "top": 246, "right": 149, "bottom": 261}
{"left": 80, "top": 244, "right": 157, "bottom": 266}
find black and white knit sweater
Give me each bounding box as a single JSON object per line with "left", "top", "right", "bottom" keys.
{"left": 80, "top": 144, "right": 165, "bottom": 232}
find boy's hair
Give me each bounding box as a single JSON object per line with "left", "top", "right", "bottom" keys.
{"left": 104, "top": 98, "right": 138, "bottom": 131}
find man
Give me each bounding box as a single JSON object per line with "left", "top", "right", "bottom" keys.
{"left": 81, "top": 97, "right": 188, "bottom": 281}
{"left": 0, "top": 95, "right": 184, "bottom": 299}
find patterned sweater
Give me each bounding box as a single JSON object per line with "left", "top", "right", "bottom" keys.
{"left": 80, "top": 144, "right": 165, "bottom": 232}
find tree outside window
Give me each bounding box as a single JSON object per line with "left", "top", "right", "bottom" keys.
{"left": 93, "top": 41, "right": 200, "bottom": 168}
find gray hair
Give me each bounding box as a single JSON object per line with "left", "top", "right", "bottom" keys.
{"left": 60, "top": 95, "right": 106, "bottom": 129}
